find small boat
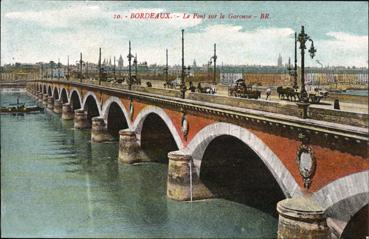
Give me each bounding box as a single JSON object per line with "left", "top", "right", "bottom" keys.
{"left": 0, "top": 99, "right": 44, "bottom": 114}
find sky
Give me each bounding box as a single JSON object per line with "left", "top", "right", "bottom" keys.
{"left": 1, "top": 1, "right": 368, "bottom": 67}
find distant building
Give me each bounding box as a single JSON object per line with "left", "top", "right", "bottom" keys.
{"left": 220, "top": 73, "right": 243, "bottom": 85}
{"left": 52, "top": 68, "right": 65, "bottom": 78}
{"left": 277, "top": 54, "right": 283, "bottom": 67}
{"left": 118, "top": 55, "right": 124, "bottom": 69}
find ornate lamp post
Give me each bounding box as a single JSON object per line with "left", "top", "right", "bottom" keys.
{"left": 210, "top": 43, "right": 217, "bottom": 85}
{"left": 297, "top": 26, "right": 316, "bottom": 102}
{"left": 164, "top": 49, "right": 169, "bottom": 84}
{"left": 127, "top": 41, "right": 134, "bottom": 90}
{"left": 78, "top": 52, "right": 84, "bottom": 83}
{"left": 181, "top": 29, "right": 190, "bottom": 99}
{"left": 66, "top": 56, "right": 70, "bottom": 81}
{"left": 134, "top": 54, "right": 138, "bottom": 83}
{"left": 98, "top": 48, "right": 102, "bottom": 85}
{"left": 113, "top": 56, "right": 116, "bottom": 82}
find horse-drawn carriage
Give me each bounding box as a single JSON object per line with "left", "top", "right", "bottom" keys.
{"left": 277, "top": 86, "right": 328, "bottom": 103}
{"left": 196, "top": 82, "right": 216, "bottom": 94}
{"left": 164, "top": 78, "right": 181, "bottom": 89}
{"left": 228, "top": 79, "right": 261, "bottom": 99}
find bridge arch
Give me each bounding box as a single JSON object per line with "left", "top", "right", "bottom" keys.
{"left": 43, "top": 84, "right": 47, "bottom": 94}
{"left": 133, "top": 106, "right": 183, "bottom": 162}
{"left": 185, "top": 122, "right": 302, "bottom": 198}
{"left": 47, "top": 85, "right": 53, "bottom": 96}
{"left": 102, "top": 97, "right": 131, "bottom": 137}
{"left": 69, "top": 89, "right": 82, "bottom": 110}
{"left": 133, "top": 106, "right": 183, "bottom": 149}
{"left": 52, "top": 87, "right": 59, "bottom": 100}
{"left": 313, "top": 171, "right": 368, "bottom": 237}
{"left": 59, "top": 88, "right": 69, "bottom": 103}
{"left": 82, "top": 92, "right": 102, "bottom": 123}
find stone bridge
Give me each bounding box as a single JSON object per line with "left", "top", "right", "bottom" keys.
{"left": 27, "top": 80, "right": 368, "bottom": 238}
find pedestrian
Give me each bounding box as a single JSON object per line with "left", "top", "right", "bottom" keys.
{"left": 266, "top": 88, "right": 271, "bottom": 100}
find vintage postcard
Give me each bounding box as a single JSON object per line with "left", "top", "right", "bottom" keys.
{"left": 1, "top": 1, "right": 368, "bottom": 238}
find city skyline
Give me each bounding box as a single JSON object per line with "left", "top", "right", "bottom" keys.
{"left": 1, "top": 1, "right": 368, "bottom": 67}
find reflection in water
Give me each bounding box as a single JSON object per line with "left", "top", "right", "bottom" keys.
{"left": 1, "top": 92, "right": 277, "bottom": 238}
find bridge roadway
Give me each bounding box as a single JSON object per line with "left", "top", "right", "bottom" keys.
{"left": 27, "top": 79, "right": 368, "bottom": 238}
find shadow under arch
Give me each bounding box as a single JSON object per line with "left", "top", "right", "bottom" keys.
{"left": 133, "top": 106, "right": 183, "bottom": 149}
{"left": 82, "top": 93, "right": 101, "bottom": 124}
{"left": 199, "top": 134, "right": 286, "bottom": 217}
{"left": 185, "top": 122, "right": 302, "bottom": 198}
{"left": 47, "top": 85, "right": 52, "bottom": 96}
{"left": 341, "top": 203, "right": 368, "bottom": 239}
{"left": 69, "top": 90, "right": 82, "bottom": 111}
{"left": 60, "top": 88, "right": 68, "bottom": 103}
{"left": 312, "top": 171, "right": 369, "bottom": 238}
{"left": 135, "top": 111, "right": 179, "bottom": 163}
{"left": 102, "top": 97, "right": 130, "bottom": 138}
{"left": 53, "top": 87, "right": 59, "bottom": 100}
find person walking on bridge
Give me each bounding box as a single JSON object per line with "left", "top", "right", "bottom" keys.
{"left": 266, "top": 88, "right": 272, "bottom": 100}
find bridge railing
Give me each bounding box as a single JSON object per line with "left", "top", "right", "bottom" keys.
{"left": 34, "top": 78, "right": 368, "bottom": 128}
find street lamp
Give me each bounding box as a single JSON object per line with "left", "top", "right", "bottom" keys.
{"left": 127, "top": 41, "right": 134, "bottom": 90}
{"left": 57, "top": 58, "right": 61, "bottom": 80}
{"left": 297, "top": 26, "right": 316, "bottom": 102}
{"left": 180, "top": 29, "right": 191, "bottom": 99}
{"left": 113, "top": 56, "right": 116, "bottom": 81}
{"left": 164, "top": 49, "right": 169, "bottom": 84}
{"left": 98, "top": 48, "right": 102, "bottom": 85}
{"left": 210, "top": 43, "right": 217, "bottom": 85}
{"left": 66, "top": 56, "right": 70, "bottom": 81}
{"left": 76, "top": 52, "right": 84, "bottom": 83}
{"left": 134, "top": 54, "right": 138, "bottom": 84}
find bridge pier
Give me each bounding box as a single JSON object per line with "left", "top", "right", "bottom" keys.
{"left": 37, "top": 92, "right": 42, "bottom": 102}
{"left": 118, "top": 130, "right": 140, "bottom": 164}
{"left": 47, "top": 96, "right": 54, "bottom": 110}
{"left": 91, "top": 117, "right": 113, "bottom": 143}
{"left": 167, "top": 151, "right": 213, "bottom": 201}
{"left": 74, "top": 109, "right": 90, "bottom": 129}
{"left": 62, "top": 103, "right": 74, "bottom": 120}
{"left": 297, "top": 102, "right": 310, "bottom": 119}
{"left": 53, "top": 100, "right": 62, "bottom": 114}
{"left": 42, "top": 94, "right": 48, "bottom": 105}
{"left": 277, "top": 197, "right": 329, "bottom": 239}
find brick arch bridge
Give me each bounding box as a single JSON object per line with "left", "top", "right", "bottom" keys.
{"left": 30, "top": 80, "right": 368, "bottom": 238}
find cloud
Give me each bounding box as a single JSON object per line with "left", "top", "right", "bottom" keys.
{"left": 4, "top": 5, "right": 202, "bottom": 30}
{"left": 316, "top": 32, "right": 368, "bottom": 66}
{"left": 2, "top": 2, "right": 367, "bottom": 68}
{"left": 5, "top": 4, "right": 105, "bottom": 28}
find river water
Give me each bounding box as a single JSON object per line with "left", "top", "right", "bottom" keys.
{"left": 1, "top": 92, "right": 277, "bottom": 238}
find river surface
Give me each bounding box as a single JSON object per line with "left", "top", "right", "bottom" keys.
{"left": 1, "top": 92, "right": 277, "bottom": 238}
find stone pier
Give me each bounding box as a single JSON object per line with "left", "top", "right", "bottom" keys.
{"left": 42, "top": 94, "right": 48, "bottom": 105}
{"left": 74, "top": 109, "right": 90, "bottom": 129}
{"left": 37, "top": 92, "right": 43, "bottom": 102}
{"left": 118, "top": 130, "right": 140, "bottom": 164}
{"left": 53, "top": 100, "right": 62, "bottom": 114}
{"left": 277, "top": 197, "right": 329, "bottom": 239}
{"left": 167, "top": 151, "right": 213, "bottom": 201}
{"left": 91, "top": 117, "right": 113, "bottom": 143}
{"left": 47, "top": 96, "right": 54, "bottom": 110}
{"left": 62, "top": 103, "right": 74, "bottom": 120}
